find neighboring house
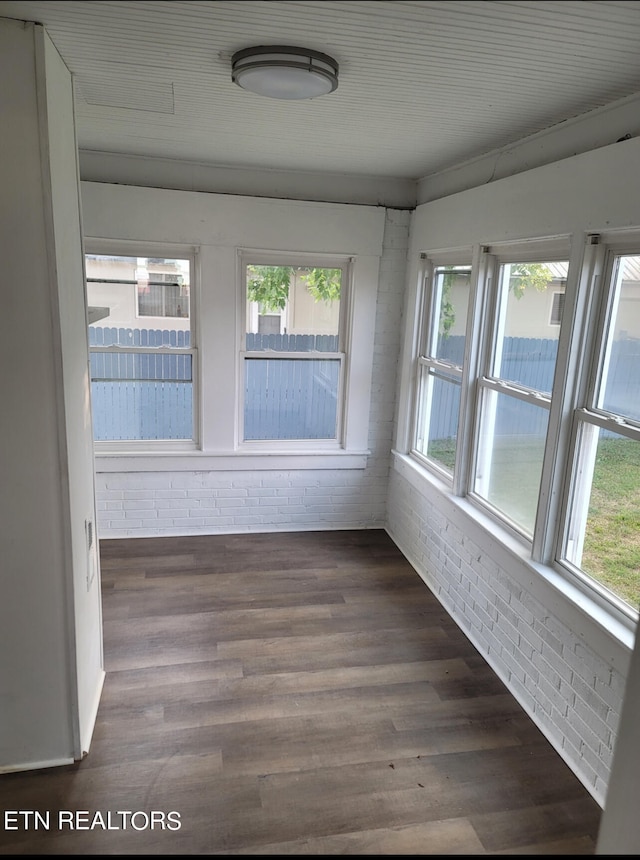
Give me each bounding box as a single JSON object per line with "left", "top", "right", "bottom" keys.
{"left": 86, "top": 254, "right": 191, "bottom": 330}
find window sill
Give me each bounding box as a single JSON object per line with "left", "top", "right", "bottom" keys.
{"left": 94, "top": 450, "right": 370, "bottom": 472}
{"left": 391, "top": 450, "right": 635, "bottom": 669}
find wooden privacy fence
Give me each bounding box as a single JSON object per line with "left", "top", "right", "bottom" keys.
{"left": 431, "top": 335, "right": 639, "bottom": 440}
{"left": 89, "top": 327, "right": 192, "bottom": 440}
{"left": 89, "top": 328, "right": 339, "bottom": 441}
{"left": 88, "top": 329, "right": 639, "bottom": 441}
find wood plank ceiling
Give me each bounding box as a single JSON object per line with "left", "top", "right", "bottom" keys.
{"left": 1, "top": 0, "right": 640, "bottom": 180}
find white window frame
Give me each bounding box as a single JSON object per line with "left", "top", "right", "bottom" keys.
{"left": 410, "top": 252, "right": 473, "bottom": 483}
{"left": 401, "top": 232, "right": 638, "bottom": 634}
{"left": 88, "top": 240, "right": 376, "bottom": 471}
{"left": 237, "top": 250, "right": 352, "bottom": 452}
{"left": 85, "top": 240, "right": 199, "bottom": 453}
{"left": 555, "top": 232, "right": 640, "bottom": 624}
{"left": 467, "top": 240, "right": 572, "bottom": 543}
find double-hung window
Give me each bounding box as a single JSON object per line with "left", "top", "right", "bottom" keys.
{"left": 472, "top": 250, "right": 569, "bottom": 536}
{"left": 560, "top": 240, "right": 640, "bottom": 616}
{"left": 408, "top": 235, "right": 638, "bottom": 623}
{"left": 85, "top": 249, "right": 197, "bottom": 446}
{"left": 240, "top": 255, "right": 349, "bottom": 446}
{"left": 412, "top": 259, "right": 472, "bottom": 477}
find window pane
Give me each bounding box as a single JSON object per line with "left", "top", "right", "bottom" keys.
{"left": 474, "top": 390, "right": 549, "bottom": 535}
{"left": 598, "top": 254, "right": 640, "bottom": 422}
{"left": 429, "top": 266, "right": 470, "bottom": 363}
{"left": 138, "top": 279, "right": 189, "bottom": 318}
{"left": 246, "top": 265, "right": 341, "bottom": 348}
{"left": 86, "top": 255, "right": 191, "bottom": 324}
{"left": 86, "top": 254, "right": 193, "bottom": 442}
{"left": 414, "top": 368, "right": 460, "bottom": 473}
{"left": 564, "top": 424, "right": 640, "bottom": 612}
{"left": 244, "top": 358, "right": 340, "bottom": 440}
{"left": 90, "top": 351, "right": 193, "bottom": 440}
{"left": 244, "top": 265, "right": 343, "bottom": 442}
{"left": 493, "top": 261, "right": 568, "bottom": 393}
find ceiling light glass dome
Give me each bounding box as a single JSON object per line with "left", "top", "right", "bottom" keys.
{"left": 231, "top": 46, "right": 339, "bottom": 100}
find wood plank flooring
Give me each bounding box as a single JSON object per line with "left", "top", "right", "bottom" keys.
{"left": 0, "top": 529, "right": 602, "bottom": 854}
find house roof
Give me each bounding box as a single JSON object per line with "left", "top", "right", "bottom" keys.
{"left": 2, "top": 1, "right": 640, "bottom": 199}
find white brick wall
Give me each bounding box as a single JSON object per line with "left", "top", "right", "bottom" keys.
{"left": 96, "top": 467, "right": 392, "bottom": 535}
{"left": 386, "top": 466, "right": 625, "bottom": 806}
{"left": 94, "top": 209, "right": 411, "bottom": 539}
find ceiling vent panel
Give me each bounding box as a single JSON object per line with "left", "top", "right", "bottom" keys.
{"left": 76, "top": 77, "right": 175, "bottom": 114}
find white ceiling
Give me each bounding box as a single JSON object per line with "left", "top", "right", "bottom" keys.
{"left": 2, "top": 0, "right": 640, "bottom": 183}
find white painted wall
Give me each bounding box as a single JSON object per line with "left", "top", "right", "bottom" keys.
{"left": 0, "top": 18, "right": 103, "bottom": 771}
{"left": 80, "top": 183, "right": 410, "bottom": 538}
{"left": 390, "top": 136, "right": 640, "bottom": 809}
{"left": 39, "top": 27, "right": 105, "bottom": 757}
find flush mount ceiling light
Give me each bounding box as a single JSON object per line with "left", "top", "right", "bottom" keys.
{"left": 231, "top": 45, "right": 339, "bottom": 100}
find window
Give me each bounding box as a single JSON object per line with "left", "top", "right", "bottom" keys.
{"left": 472, "top": 255, "right": 569, "bottom": 536}
{"left": 138, "top": 271, "right": 189, "bottom": 318}
{"left": 412, "top": 261, "right": 471, "bottom": 476}
{"left": 406, "top": 235, "right": 639, "bottom": 625}
{"left": 241, "top": 258, "right": 347, "bottom": 444}
{"left": 550, "top": 290, "right": 565, "bottom": 326}
{"left": 560, "top": 248, "right": 640, "bottom": 615}
{"left": 86, "top": 252, "right": 196, "bottom": 444}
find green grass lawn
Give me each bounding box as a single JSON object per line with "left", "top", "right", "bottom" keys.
{"left": 583, "top": 437, "right": 640, "bottom": 611}
{"left": 428, "top": 434, "right": 640, "bottom": 612}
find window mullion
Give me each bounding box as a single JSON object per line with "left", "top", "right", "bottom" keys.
{"left": 454, "top": 246, "right": 495, "bottom": 497}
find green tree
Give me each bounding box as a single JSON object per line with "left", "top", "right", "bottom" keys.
{"left": 247, "top": 265, "right": 341, "bottom": 312}
{"left": 438, "top": 262, "right": 554, "bottom": 337}
{"left": 439, "top": 269, "right": 460, "bottom": 338}
{"left": 303, "top": 267, "right": 341, "bottom": 303}
{"left": 247, "top": 265, "right": 292, "bottom": 312}
{"left": 507, "top": 262, "right": 553, "bottom": 299}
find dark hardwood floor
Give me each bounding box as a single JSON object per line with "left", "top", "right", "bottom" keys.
{"left": 0, "top": 529, "right": 602, "bottom": 854}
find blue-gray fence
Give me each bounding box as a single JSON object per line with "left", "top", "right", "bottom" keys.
{"left": 88, "top": 329, "right": 639, "bottom": 442}
{"left": 428, "top": 335, "right": 558, "bottom": 442}
{"left": 90, "top": 326, "right": 192, "bottom": 348}
{"left": 246, "top": 332, "right": 338, "bottom": 352}
{"left": 89, "top": 328, "right": 193, "bottom": 440}
{"left": 245, "top": 357, "right": 339, "bottom": 440}
{"left": 429, "top": 335, "right": 640, "bottom": 441}
{"left": 437, "top": 335, "right": 559, "bottom": 392}
{"left": 244, "top": 332, "right": 339, "bottom": 440}
{"left": 89, "top": 328, "right": 339, "bottom": 440}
